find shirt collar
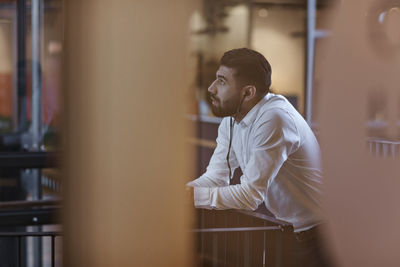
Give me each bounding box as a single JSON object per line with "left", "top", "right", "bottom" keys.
{"left": 237, "top": 93, "right": 272, "bottom": 127}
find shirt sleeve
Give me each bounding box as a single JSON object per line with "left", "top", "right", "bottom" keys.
{"left": 186, "top": 118, "right": 240, "bottom": 188}
{"left": 192, "top": 109, "right": 300, "bottom": 210}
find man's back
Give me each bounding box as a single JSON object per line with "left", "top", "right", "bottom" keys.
{"left": 248, "top": 93, "right": 323, "bottom": 232}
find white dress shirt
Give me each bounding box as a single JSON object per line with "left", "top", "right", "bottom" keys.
{"left": 187, "top": 93, "right": 324, "bottom": 232}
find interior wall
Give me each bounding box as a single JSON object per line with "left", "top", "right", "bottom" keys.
{"left": 251, "top": 5, "right": 306, "bottom": 114}
{"left": 190, "top": 4, "right": 249, "bottom": 61}
{"left": 64, "top": 1, "right": 194, "bottom": 266}
{"left": 187, "top": 4, "right": 251, "bottom": 116}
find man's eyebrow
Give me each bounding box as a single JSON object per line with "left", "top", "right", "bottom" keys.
{"left": 217, "top": 74, "right": 227, "bottom": 81}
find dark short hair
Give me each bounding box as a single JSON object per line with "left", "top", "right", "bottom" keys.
{"left": 220, "top": 48, "right": 272, "bottom": 96}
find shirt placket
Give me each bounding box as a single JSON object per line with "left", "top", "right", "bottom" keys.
{"left": 233, "top": 126, "right": 243, "bottom": 170}
{"left": 239, "top": 124, "right": 248, "bottom": 170}
{"left": 244, "top": 127, "right": 251, "bottom": 167}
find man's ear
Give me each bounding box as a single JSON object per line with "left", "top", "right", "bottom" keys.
{"left": 243, "top": 85, "right": 257, "bottom": 99}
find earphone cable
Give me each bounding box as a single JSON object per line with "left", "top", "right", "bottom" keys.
{"left": 226, "top": 116, "right": 234, "bottom": 179}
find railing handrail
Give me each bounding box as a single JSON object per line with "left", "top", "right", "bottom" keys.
{"left": 235, "top": 209, "right": 292, "bottom": 226}
{"left": 0, "top": 199, "right": 61, "bottom": 209}
{"left": 0, "top": 231, "right": 61, "bottom": 237}
{"left": 0, "top": 151, "right": 59, "bottom": 168}
{"left": 192, "top": 225, "right": 283, "bottom": 233}
{"left": 367, "top": 138, "right": 400, "bottom": 145}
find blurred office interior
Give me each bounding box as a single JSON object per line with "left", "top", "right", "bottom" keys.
{"left": 0, "top": 0, "right": 398, "bottom": 266}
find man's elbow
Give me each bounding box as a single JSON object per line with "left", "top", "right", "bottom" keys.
{"left": 241, "top": 196, "right": 263, "bottom": 211}
{"left": 241, "top": 184, "right": 264, "bottom": 211}
{"left": 242, "top": 204, "right": 258, "bottom": 211}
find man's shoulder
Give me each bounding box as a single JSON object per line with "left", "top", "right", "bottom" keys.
{"left": 262, "top": 94, "right": 291, "bottom": 109}
{"left": 256, "top": 95, "right": 305, "bottom": 127}
{"left": 259, "top": 95, "right": 294, "bottom": 118}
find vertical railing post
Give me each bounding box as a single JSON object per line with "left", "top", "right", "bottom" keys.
{"left": 390, "top": 143, "right": 396, "bottom": 159}
{"left": 51, "top": 235, "right": 55, "bottom": 267}
{"left": 212, "top": 211, "right": 218, "bottom": 267}
{"left": 224, "top": 213, "right": 227, "bottom": 266}
{"left": 18, "top": 236, "right": 22, "bottom": 267}
{"left": 200, "top": 209, "right": 205, "bottom": 267}
{"left": 31, "top": 0, "right": 43, "bottom": 150}
{"left": 236, "top": 213, "right": 240, "bottom": 267}
{"left": 383, "top": 143, "right": 388, "bottom": 158}
{"left": 275, "top": 229, "right": 283, "bottom": 267}
{"left": 244, "top": 231, "right": 250, "bottom": 267}
{"left": 17, "top": 0, "right": 27, "bottom": 132}
{"left": 263, "top": 223, "right": 267, "bottom": 267}
{"left": 306, "top": 0, "right": 317, "bottom": 124}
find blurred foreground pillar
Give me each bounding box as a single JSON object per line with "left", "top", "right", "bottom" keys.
{"left": 319, "top": 0, "right": 400, "bottom": 266}
{"left": 63, "top": 1, "right": 193, "bottom": 266}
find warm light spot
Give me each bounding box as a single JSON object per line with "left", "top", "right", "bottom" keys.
{"left": 258, "top": 8, "right": 268, "bottom": 18}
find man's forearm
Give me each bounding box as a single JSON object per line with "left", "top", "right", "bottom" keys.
{"left": 187, "top": 174, "right": 229, "bottom": 188}
{"left": 192, "top": 182, "right": 263, "bottom": 211}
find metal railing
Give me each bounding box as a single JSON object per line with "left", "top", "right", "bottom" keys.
{"left": 0, "top": 150, "right": 61, "bottom": 267}
{"left": 0, "top": 231, "right": 62, "bottom": 267}
{"left": 0, "top": 199, "right": 62, "bottom": 266}
{"left": 193, "top": 208, "right": 292, "bottom": 267}
{"left": 367, "top": 138, "right": 400, "bottom": 158}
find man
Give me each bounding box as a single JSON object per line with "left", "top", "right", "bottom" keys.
{"left": 187, "top": 48, "right": 332, "bottom": 266}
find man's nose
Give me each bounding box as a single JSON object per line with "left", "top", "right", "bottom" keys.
{"left": 208, "top": 80, "right": 217, "bottom": 94}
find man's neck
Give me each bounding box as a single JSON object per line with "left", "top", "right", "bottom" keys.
{"left": 233, "top": 97, "right": 261, "bottom": 123}
{"left": 233, "top": 109, "right": 249, "bottom": 123}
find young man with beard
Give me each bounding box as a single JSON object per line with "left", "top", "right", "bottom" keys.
{"left": 187, "top": 48, "right": 333, "bottom": 267}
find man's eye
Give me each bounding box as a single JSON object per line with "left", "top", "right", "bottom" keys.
{"left": 218, "top": 79, "right": 225, "bottom": 85}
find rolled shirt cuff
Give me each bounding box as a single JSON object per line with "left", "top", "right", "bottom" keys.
{"left": 193, "top": 187, "right": 211, "bottom": 208}
{"left": 186, "top": 180, "right": 198, "bottom": 187}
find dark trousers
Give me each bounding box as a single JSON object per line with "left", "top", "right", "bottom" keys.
{"left": 291, "top": 226, "right": 335, "bottom": 267}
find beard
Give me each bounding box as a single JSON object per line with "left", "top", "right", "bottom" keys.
{"left": 209, "top": 95, "right": 240, "bottom": 118}
{"left": 211, "top": 104, "right": 230, "bottom": 117}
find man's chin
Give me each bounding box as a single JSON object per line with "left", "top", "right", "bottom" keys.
{"left": 211, "top": 106, "right": 231, "bottom": 118}
{"left": 210, "top": 106, "right": 223, "bottom": 117}
{"left": 212, "top": 113, "right": 225, "bottom": 118}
